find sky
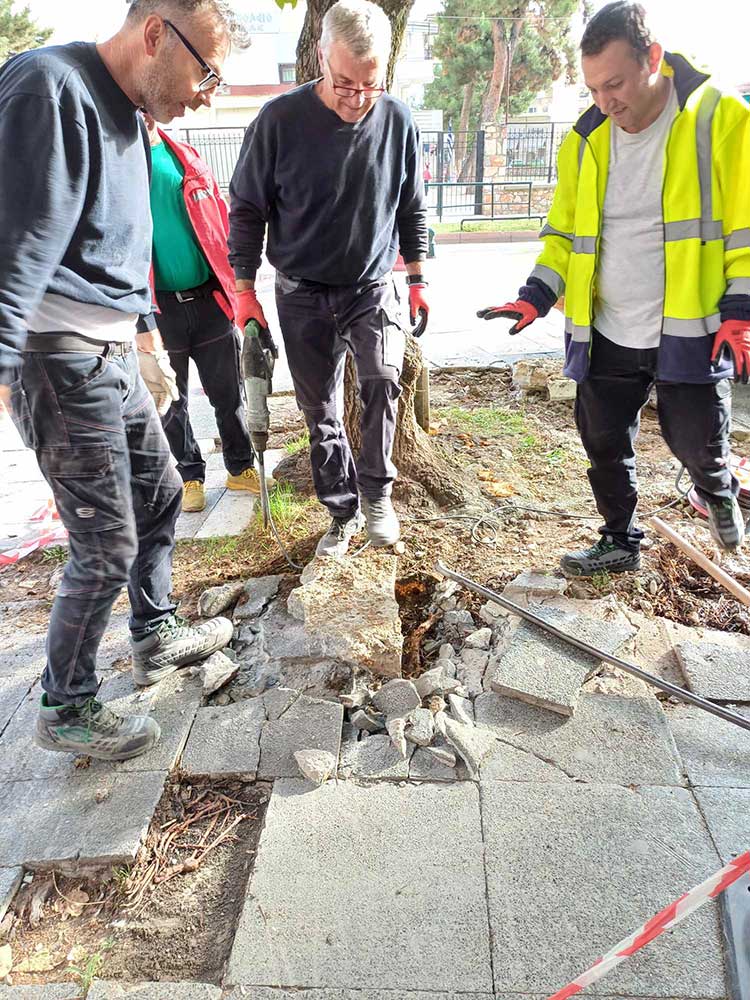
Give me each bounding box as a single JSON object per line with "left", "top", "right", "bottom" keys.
{"left": 20, "top": 0, "right": 750, "bottom": 88}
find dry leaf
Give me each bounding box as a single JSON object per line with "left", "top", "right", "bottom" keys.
{"left": 0, "top": 944, "right": 12, "bottom": 979}
{"left": 13, "top": 949, "right": 64, "bottom": 973}
{"left": 484, "top": 481, "right": 515, "bottom": 498}
{"left": 476, "top": 469, "right": 496, "bottom": 482}
{"left": 62, "top": 887, "right": 89, "bottom": 919}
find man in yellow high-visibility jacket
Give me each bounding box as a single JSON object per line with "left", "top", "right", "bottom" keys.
{"left": 479, "top": 1, "right": 750, "bottom": 576}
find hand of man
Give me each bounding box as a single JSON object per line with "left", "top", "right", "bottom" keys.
{"left": 476, "top": 299, "right": 539, "bottom": 335}
{"left": 138, "top": 348, "right": 179, "bottom": 415}
{"left": 236, "top": 288, "right": 268, "bottom": 332}
{"left": 408, "top": 281, "right": 429, "bottom": 333}
{"left": 712, "top": 319, "right": 750, "bottom": 383}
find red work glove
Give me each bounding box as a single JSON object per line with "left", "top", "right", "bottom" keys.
{"left": 712, "top": 319, "right": 750, "bottom": 383}
{"left": 236, "top": 288, "right": 268, "bottom": 332}
{"left": 476, "top": 299, "right": 538, "bottom": 335}
{"left": 408, "top": 280, "right": 429, "bottom": 332}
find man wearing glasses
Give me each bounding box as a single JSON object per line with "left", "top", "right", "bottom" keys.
{"left": 229, "top": 0, "right": 429, "bottom": 558}
{"left": 0, "top": 1, "right": 248, "bottom": 763}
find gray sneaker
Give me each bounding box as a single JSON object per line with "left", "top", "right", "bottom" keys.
{"left": 131, "top": 614, "right": 234, "bottom": 686}
{"left": 316, "top": 510, "right": 366, "bottom": 558}
{"left": 560, "top": 536, "right": 641, "bottom": 577}
{"left": 35, "top": 695, "right": 160, "bottom": 761}
{"left": 361, "top": 496, "right": 400, "bottom": 547}
{"left": 706, "top": 496, "right": 746, "bottom": 551}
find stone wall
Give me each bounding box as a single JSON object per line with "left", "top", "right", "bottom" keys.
{"left": 478, "top": 121, "right": 556, "bottom": 220}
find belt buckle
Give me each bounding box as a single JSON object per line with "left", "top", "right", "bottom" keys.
{"left": 175, "top": 290, "right": 195, "bottom": 303}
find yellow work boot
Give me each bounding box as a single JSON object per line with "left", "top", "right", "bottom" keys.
{"left": 226, "top": 467, "right": 263, "bottom": 494}
{"left": 182, "top": 480, "right": 206, "bottom": 513}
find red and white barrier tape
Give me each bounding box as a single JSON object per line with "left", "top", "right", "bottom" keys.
{"left": 0, "top": 499, "right": 67, "bottom": 567}
{"left": 548, "top": 851, "right": 750, "bottom": 1000}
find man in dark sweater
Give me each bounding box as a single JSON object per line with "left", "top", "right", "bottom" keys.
{"left": 229, "top": 0, "right": 429, "bottom": 558}
{"left": 0, "top": 0, "right": 248, "bottom": 763}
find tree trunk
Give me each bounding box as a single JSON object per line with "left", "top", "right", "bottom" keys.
{"left": 480, "top": 20, "right": 507, "bottom": 124}
{"left": 455, "top": 80, "right": 475, "bottom": 183}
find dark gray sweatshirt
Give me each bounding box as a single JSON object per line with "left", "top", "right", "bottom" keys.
{"left": 0, "top": 42, "right": 153, "bottom": 385}
{"left": 228, "top": 82, "right": 427, "bottom": 284}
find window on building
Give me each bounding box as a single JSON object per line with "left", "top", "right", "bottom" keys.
{"left": 279, "top": 64, "right": 296, "bottom": 84}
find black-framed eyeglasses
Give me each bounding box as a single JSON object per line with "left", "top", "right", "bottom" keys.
{"left": 325, "top": 58, "right": 385, "bottom": 100}
{"left": 163, "top": 18, "right": 227, "bottom": 94}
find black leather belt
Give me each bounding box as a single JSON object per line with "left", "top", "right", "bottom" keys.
{"left": 161, "top": 277, "right": 219, "bottom": 303}
{"left": 25, "top": 333, "right": 133, "bottom": 356}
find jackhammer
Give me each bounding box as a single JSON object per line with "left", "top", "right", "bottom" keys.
{"left": 241, "top": 318, "right": 278, "bottom": 528}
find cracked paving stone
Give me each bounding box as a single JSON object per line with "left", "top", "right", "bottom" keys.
{"left": 668, "top": 703, "right": 750, "bottom": 787}
{"left": 180, "top": 699, "right": 266, "bottom": 779}
{"left": 475, "top": 692, "right": 682, "bottom": 785}
{"left": 259, "top": 694, "right": 343, "bottom": 779}
{"left": 339, "top": 731, "right": 412, "bottom": 779}
{"left": 693, "top": 787, "right": 750, "bottom": 865}
{"left": 675, "top": 639, "right": 750, "bottom": 701}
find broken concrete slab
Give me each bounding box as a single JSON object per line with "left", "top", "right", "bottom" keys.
{"left": 475, "top": 692, "right": 682, "bottom": 786}
{"left": 258, "top": 694, "right": 343, "bottom": 780}
{"left": 234, "top": 574, "right": 283, "bottom": 620}
{"left": 180, "top": 699, "right": 265, "bottom": 779}
{"left": 0, "top": 770, "right": 165, "bottom": 871}
{"left": 405, "top": 707, "right": 434, "bottom": 747}
{"left": 339, "top": 731, "right": 412, "bottom": 779}
{"left": 668, "top": 703, "right": 750, "bottom": 787}
{"left": 448, "top": 693, "right": 474, "bottom": 726}
{"left": 371, "top": 678, "right": 420, "bottom": 718}
{"left": 457, "top": 648, "right": 489, "bottom": 698}
{"left": 675, "top": 640, "right": 750, "bottom": 701}
{"left": 0, "top": 866, "right": 23, "bottom": 922}
{"left": 409, "top": 747, "right": 458, "bottom": 782}
{"left": 693, "top": 787, "right": 750, "bottom": 865}
{"left": 414, "top": 665, "right": 448, "bottom": 700}
{"left": 262, "top": 686, "right": 299, "bottom": 720}
{"left": 0, "top": 671, "right": 201, "bottom": 781}
{"left": 198, "top": 580, "right": 245, "bottom": 619}
{"left": 483, "top": 782, "right": 726, "bottom": 996}
{"left": 463, "top": 627, "right": 492, "bottom": 650}
{"left": 294, "top": 749, "right": 337, "bottom": 785}
{"left": 350, "top": 706, "right": 385, "bottom": 733}
{"left": 441, "top": 716, "right": 498, "bottom": 778}
{"left": 503, "top": 571, "right": 567, "bottom": 601}
{"left": 287, "top": 550, "right": 403, "bottom": 677}
{"left": 88, "top": 984, "right": 221, "bottom": 999}
{"left": 489, "top": 605, "right": 635, "bottom": 717}
{"left": 190, "top": 650, "right": 238, "bottom": 696}
{"left": 226, "top": 780, "right": 493, "bottom": 992}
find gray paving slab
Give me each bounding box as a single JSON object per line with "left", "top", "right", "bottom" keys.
{"left": 675, "top": 640, "right": 750, "bottom": 701}
{"left": 0, "top": 630, "right": 47, "bottom": 681}
{"left": 0, "top": 671, "right": 202, "bottom": 781}
{"left": 180, "top": 699, "right": 266, "bottom": 778}
{"left": 195, "top": 491, "right": 256, "bottom": 539}
{"left": 475, "top": 692, "right": 683, "bottom": 785}
{"left": 338, "top": 730, "right": 413, "bottom": 779}
{"left": 0, "top": 770, "right": 166, "bottom": 870}
{"left": 489, "top": 605, "right": 635, "bottom": 716}
{"left": 227, "top": 779, "right": 493, "bottom": 992}
{"left": 0, "top": 670, "right": 37, "bottom": 735}
{"left": 174, "top": 488, "right": 224, "bottom": 540}
{"left": 0, "top": 989, "right": 80, "bottom": 999}
{"left": 0, "top": 865, "right": 23, "bottom": 922}
{"left": 482, "top": 782, "right": 725, "bottom": 996}
{"left": 694, "top": 787, "right": 750, "bottom": 864}
{"left": 668, "top": 703, "right": 750, "bottom": 787}
{"left": 258, "top": 694, "right": 343, "bottom": 779}
{"left": 225, "top": 993, "right": 494, "bottom": 1000}
{"left": 88, "top": 983, "right": 221, "bottom": 999}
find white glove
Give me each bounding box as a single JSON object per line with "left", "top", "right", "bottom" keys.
{"left": 137, "top": 348, "right": 179, "bottom": 415}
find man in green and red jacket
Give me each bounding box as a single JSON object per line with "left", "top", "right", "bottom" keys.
{"left": 145, "top": 114, "right": 260, "bottom": 513}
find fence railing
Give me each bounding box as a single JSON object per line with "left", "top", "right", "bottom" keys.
{"left": 425, "top": 181, "right": 546, "bottom": 224}
{"left": 505, "top": 121, "right": 575, "bottom": 182}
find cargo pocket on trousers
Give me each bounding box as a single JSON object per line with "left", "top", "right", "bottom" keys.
{"left": 9, "top": 378, "right": 36, "bottom": 450}
{"left": 39, "top": 445, "right": 126, "bottom": 532}
{"left": 380, "top": 308, "right": 406, "bottom": 375}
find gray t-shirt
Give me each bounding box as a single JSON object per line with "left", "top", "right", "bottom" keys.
{"left": 594, "top": 82, "right": 678, "bottom": 349}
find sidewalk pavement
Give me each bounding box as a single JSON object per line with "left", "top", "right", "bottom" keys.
{"left": 1, "top": 242, "right": 565, "bottom": 551}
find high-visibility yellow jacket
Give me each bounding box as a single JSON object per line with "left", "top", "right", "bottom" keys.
{"left": 521, "top": 53, "right": 750, "bottom": 383}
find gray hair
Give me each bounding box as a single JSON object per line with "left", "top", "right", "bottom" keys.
{"left": 127, "top": 0, "right": 250, "bottom": 49}
{"left": 320, "top": 0, "right": 391, "bottom": 61}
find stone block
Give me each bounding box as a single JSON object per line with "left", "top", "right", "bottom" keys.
{"left": 0, "top": 866, "right": 23, "bottom": 922}
{"left": 409, "top": 747, "right": 458, "bottom": 782}
{"left": 226, "top": 780, "right": 493, "bottom": 992}
{"left": 262, "top": 686, "right": 299, "bottom": 720}
{"left": 87, "top": 984, "right": 221, "bottom": 999}
{"left": 503, "top": 571, "right": 567, "bottom": 601}
{"left": 372, "top": 679, "right": 420, "bottom": 718}
{"left": 489, "top": 605, "right": 635, "bottom": 716}
{"left": 457, "top": 648, "right": 489, "bottom": 698}
{"left": 294, "top": 749, "right": 337, "bottom": 785}
{"left": 441, "top": 716, "right": 497, "bottom": 778}
{"left": 668, "top": 703, "right": 750, "bottom": 787}
{"left": 339, "top": 731, "right": 412, "bottom": 780}
{"left": 693, "top": 787, "right": 750, "bottom": 864}
{"left": 483, "top": 782, "right": 725, "bottom": 996}
{"left": 475, "top": 692, "right": 682, "bottom": 786}
{"left": 181, "top": 699, "right": 265, "bottom": 779}
{"left": 234, "top": 574, "right": 283, "bottom": 620}
{"left": 0, "top": 771, "right": 166, "bottom": 870}
{"left": 675, "top": 640, "right": 750, "bottom": 700}
{"left": 287, "top": 550, "right": 402, "bottom": 677}
{"left": 259, "top": 694, "right": 342, "bottom": 779}
{"left": 190, "top": 650, "right": 237, "bottom": 696}
{"left": 198, "top": 580, "right": 245, "bottom": 619}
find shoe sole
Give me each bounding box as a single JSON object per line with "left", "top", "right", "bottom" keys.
{"left": 132, "top": 630, "right": 234, "bottom": 687}
{"left": 182, "top": 503, "right": 206, "bottom": 512}
{"left": 226, "top": 483, "right": 262, "bottom": 494}
{"left": 560, "top": 559, "right": 641, "bottom": 578}
{"left": 34, "top": 723, "right": 161, "bottom": 761}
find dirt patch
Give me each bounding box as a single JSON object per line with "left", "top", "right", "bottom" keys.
{"left": 3, "top": 778, "right": 269, "bottom": 989}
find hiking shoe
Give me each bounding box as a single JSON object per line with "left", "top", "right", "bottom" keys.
{"left": 182, "top": 480, "right": 206, "bottom": 513}
{"left": 35, "top": 695, "right": 160, "bottom": 761}
{"left": 706, "top": 496, "right": 746, "bottom": 551}
{"left": 560, "top": 536, "right": 641, "bottom": 577}
{"left": 316, "top": 510, "right": 366, "bottom": 558}
{"left": 361, "top": 496, "right": 400, "bottom": 547}
{"left": 226, "top": 468, "right": 270, "bottom": 494}
{"left": 131, "top": 614, "right": 234, "bottom": 686}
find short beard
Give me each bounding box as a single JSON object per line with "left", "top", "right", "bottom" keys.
{"left": 137, "top": 61, "right": 178, "bottom": 124}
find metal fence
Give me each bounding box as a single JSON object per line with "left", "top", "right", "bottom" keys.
{"left": 425, "top": 181, "right": 546, "bottom": 225}
{"left": 505, "top": 122, "right": 575, "bottom": 182}
{"left": 182, "top": 127, "right": 247, "bottom": 190}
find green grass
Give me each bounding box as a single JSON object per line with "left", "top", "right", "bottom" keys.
{"left": 591, "top": 570, "right": 612, "bottom": 593}
{"left": 40, "top": 545, "right": 68, "bottom": 565}
{"left": 431, "top": 219, "right": 542, "bottom": 234}
{"left": 435, "top": 405, "right": 538, "bottom": 448}
{"left": 284, "top": 430, "right": 310, "bottom": 455}
{"left": 255, "top": 482, "right": 315, "bottom": 532}
{"left": 68, "top": 938, "right": 114, "bottom": 993}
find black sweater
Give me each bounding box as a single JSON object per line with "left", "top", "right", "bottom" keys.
{"left": 228, "top": 82, "right": 427, "bottom": 285}
{"left": 0, "top": 42, "right": 153, "bottom": 385}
